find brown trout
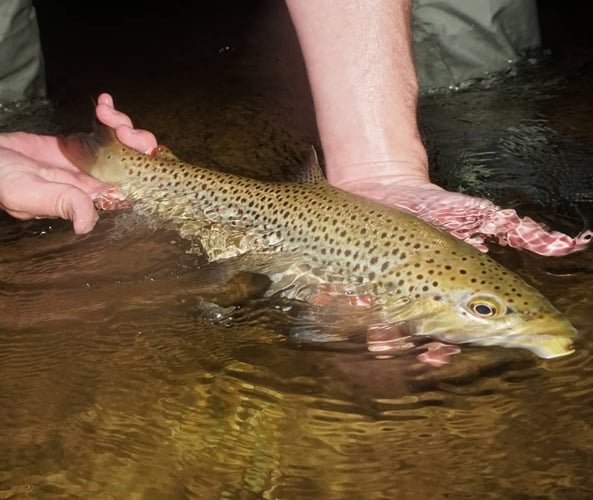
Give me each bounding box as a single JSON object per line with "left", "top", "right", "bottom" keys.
{"left": 60, "top": 122, "right": 577, "bottom": 359}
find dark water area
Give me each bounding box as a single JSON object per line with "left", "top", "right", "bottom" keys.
{"left": 1, "top": 1, "right": 593, "bottom": 498}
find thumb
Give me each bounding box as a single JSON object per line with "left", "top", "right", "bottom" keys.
{"left": 56, "top": 184, "right": 100, "bottom": 234}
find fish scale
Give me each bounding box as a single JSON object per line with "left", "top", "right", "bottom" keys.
{"left": 59, "top": 122, "right": 578, "bottom": 359}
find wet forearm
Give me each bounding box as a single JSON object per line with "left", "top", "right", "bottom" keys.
{"left": 285, "top": 0, "right": 427, "bottom": 184}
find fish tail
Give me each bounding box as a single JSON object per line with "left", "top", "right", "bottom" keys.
{"left": 58, "top": 120, "right": 126, "bottom": 183}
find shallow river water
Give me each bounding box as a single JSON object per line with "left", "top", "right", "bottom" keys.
{"left": 1, "top": 2, "right": 593, "bottom": 498}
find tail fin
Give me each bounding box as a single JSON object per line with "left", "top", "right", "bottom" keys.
{"left": 58, "top": 120, "right": 124, "bottom": 183}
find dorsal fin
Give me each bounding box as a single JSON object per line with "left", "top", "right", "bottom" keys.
{"left": 293, "top": 146, "right": 327, "bottom": 184}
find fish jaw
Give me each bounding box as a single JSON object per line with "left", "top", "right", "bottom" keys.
{"left": 468, "top": 331, "right": 576, "bottom": 359}
{"left": 386, "top": 293, "right": 577, "bottom": 359}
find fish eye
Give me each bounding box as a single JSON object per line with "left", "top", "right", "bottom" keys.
{"left": 471, "top": 303, "right": 496, "bottom": 316}
{"left": 467, "top": 297, "right": 501, "bottom": 318}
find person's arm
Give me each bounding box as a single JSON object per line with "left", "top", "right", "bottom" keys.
{"left": 285, "top": 0, "right": 428, "bottom": 186}
{"left": 285, "top": 1, "right": 591, "bottom": 256}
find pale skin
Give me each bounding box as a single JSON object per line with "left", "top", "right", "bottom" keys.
{"left": 0, "top": 1, "right": 590, "bottom": 256}
{"left": 285, "top": 0, "right": 429, "bottom": 187}
{"left": 0, "top": 95, "right": 149, "bottom": 233}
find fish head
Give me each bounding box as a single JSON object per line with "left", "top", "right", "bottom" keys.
{"left": 404, "top": 289, "right": 576, "bottom": 359}
{"left": 382, "top": 251, "right": 577, "bottom": 359}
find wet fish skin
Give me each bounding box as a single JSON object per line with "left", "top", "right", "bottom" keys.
{"left": 59, "top": 123, "right": 577, "bottom": 359}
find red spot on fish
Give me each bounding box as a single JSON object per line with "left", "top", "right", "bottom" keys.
{"left": 150, "top": 146, "right": 163, "bottom": 157}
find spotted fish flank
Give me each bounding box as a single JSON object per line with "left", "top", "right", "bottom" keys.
{"left": 60, "top": 122, "right": 577, "bottom": 359}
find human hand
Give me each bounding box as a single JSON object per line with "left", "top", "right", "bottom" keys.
{"left": 337, "top": 177, "right": 592, "bottom": 257}
{"left": 0, "top": 93, "right": 157, "bottom": 234}
{"left": 0, "top": 130, "right": 109, "bottom": 234}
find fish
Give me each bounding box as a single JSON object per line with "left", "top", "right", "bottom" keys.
{"left": 59, "top": 121, "right": 578, "bottom": 359}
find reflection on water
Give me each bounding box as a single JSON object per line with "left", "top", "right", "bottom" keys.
{"left": 2, "top": 3, "right": 593, "bottom": 498}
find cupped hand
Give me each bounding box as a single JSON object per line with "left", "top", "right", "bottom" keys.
{"left": 0, "top": 93, "right": 157, "bottom": 234}
{"left": 337, "top": 177, "right": 592, "bottom": 257}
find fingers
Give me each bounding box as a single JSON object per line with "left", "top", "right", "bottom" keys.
{"left": 57, "top": 185, "right": 100, "bottom": 234}
{"left": 0, "top": 132, "right": 74, "bottom": 168}
{"left": 95, "top": 93, "right": 158, "bottom": 154}
{"left": 114, "top": 125, "right": 158, "bottom": 154}
{"left": 2, "top": 92, "right": 158, "bottom": 164}
{"left": 37, "top": 163, "right": 109, "bottom": 197}
{"left": 95, "top": 100, "right": 134, "bottom": 129}
{"left": 97, "top": 92, "right": 115, "bottom": 108}
{"left": 1, "top": 173, "right": 99, "bottom": 234}
{"left": 335, "top": 179, "right": 592, "bottom": 256}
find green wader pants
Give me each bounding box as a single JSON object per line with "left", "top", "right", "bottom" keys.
{"left": 413, "top": 0, "right": 541, "bottom": 91}
{"left": 0, "top": 0, "right": 540, "bottom": 103}
{"left": 0, "top": 0, "right": 45, "bottom": 105}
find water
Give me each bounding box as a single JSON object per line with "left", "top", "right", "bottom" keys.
{"left": 1, "top": 2, "right": 593, "bottom": 498}
{"left": 2, "top": 215, "right": 592, "bottom": 498}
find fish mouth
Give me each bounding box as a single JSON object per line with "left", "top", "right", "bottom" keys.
{"left": 471, "top": 333, "right": 576, "bottom": 359}
{"left": 380, "top": 310, "right": 578, "bottom": 359}
{"left": 412, "top": 321, "right": 577, "bottom": 359}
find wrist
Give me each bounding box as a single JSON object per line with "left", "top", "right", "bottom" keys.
{"left": 324, "top": 144, "right": 429, "bottom": 188}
